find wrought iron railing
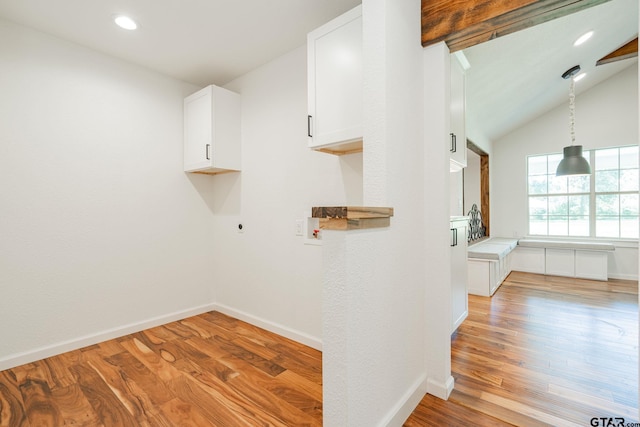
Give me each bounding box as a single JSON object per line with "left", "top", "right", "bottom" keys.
{"left": 467, "top": 204, "right": 486, "bottom": 243}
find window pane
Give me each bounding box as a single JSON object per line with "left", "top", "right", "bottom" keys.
{"left": 595, "top": 170, "right": 619, "bottom": 192}
{"left": 528, "top": 175, "right": 547, "bottom": 195}
{"left": 568, "top": 175, "right": 589, "bottom": 193}
{"left": 529, "top": 196, "right": 547, "bottom": 215}
{"left": 548, "top": 196, "right": 568, "bottom": 216}
{"left": 548, "top": 154, "right": 562, "bottom": 172}
{"left": 621, "top": 216, "right": 639, "bottom": 238}
{"left": 596, "top": 148, "right": 619, "bottom": 171}
{"left": 620, "top": 169, "right": 639, "bottom": 192}
{"left": 549, "top": 216, "right": 568, "bottom": 236}
{"left": 569, "top": 195, "right": 589, "bottom": 216}
{"left": 596, "top": 216, "right": 619, "bottom": 238}
{"left": 548, "top": 175, "right": 567, "bottom": 194}
{"left": 620, "top": 146, "right": 639, "bottom": 169}
{"left": 596, "top": 194, "right": 619, "bottom": 216}
{"left": 568, "top": 216, "right": 589, "bottom": 236}
{"left": 529, "top": 217, "right": 547, "bottom": 235}
{"left": 528, "top": 156, "right": 547, "bottom": 176}
{"left": 621, "top": 194, "right": 639, "bottom": 215}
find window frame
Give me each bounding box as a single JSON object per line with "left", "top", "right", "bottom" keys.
{"left": 526, "top": 145, "right": 639, "bottom": 240}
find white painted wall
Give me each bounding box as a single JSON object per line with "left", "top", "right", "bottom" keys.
{"left": 463, "top": 149, "right": 481, "bottom": 215}
{"left": 323, "top": 0, "right": 442, "bottom": 424}
{"left": 492, "top": 64, "right": 639, "bottom": 279}
{"left": 208, "top": 45, "right": 363, "bottom": 348}
{"left": 0, "top": 18, "right": 215, "bottom": 369}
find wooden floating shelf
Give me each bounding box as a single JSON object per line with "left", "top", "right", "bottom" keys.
{"left": 311, "top": 206, "right": 394, "bottom": 230}
{"left": 313, "top": 140, "right": 363, "bottom": 156}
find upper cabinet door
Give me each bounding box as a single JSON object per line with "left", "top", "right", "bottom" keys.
{"left": 184, "top": 85, "right": 241, "bottom": 174}
{"left": 450, "top": 53, "right": 467, "bottom": 171}
{"left": 307, "top": 5, "right": 362, "bottom": 155}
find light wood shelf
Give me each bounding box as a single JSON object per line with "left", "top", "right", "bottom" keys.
{"left": 311, "top": 206, "right": 394, "bottom": 230}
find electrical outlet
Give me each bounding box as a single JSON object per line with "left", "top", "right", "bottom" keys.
{"left": 295, "top": 220, "right": 303, "bottom": 236}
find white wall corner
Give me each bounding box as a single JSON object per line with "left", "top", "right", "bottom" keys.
{"left": 213, "top": 303, "right": 322, "bottom": 351}
{"left": 378, "top": 374, "right": 428, "bottom": 427}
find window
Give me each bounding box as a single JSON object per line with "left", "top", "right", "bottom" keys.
{"left": 527, "top": 145, "right": 639, "bottom": 239}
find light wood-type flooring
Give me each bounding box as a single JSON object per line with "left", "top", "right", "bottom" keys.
{"left": 0, "top": 311, "right": 323, "bottom": 426}
{"left": 0, "top": 271, "right": 637, "bottom": 426}
{"left": 406, "top": 271, "right": 639, "bottom": 426}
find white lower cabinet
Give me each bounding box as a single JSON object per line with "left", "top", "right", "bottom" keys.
{"left": 468, "top": 253, "right": 512, "bottom": 297}
{"left": 511, "top": 244, "right": 610, "bottom": 281}
{"left": 511, "top": 246, "right": 546, "bottom": 274}
{"left": 545, "top": 248, "right": 575, "bottom": 277}
{"left": 575, "top": 250, "right": 609, "bottom": 281}
{"left": 450, "top": 218, "right": 468, "bottom": 333}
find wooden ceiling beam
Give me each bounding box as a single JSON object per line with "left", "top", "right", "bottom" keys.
{"left": 596, "top": 37, "right": 638, "bottom": 66}
{"left": 422, "top": 0, "right": 611, "bottom": 52}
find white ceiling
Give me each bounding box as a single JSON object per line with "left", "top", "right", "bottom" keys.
{"left": 0, "top": 0, "right": 360, "bottom": 86}
{"left": 463, "top": 0, "right": 638, "bottom": 142}
{"left": 0, "top": 0, "right": 636, "bottom": 144}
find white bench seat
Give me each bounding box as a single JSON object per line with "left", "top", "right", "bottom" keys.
{"left": 467, "top": 237, "right": 518, "bottom": 296}
{"left": 517, "top": 238, "right": 615, "bottom": 251}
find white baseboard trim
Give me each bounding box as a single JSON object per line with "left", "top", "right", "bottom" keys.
{"left": 0, "top": 303, "right": 217, "bottom": 371}
{"left": 212, "top": 303, "right": 322, "bottom": 351}
{"left": 379, "top": 374, "right": 428, "bottom": 427}
{"left": 426, "top": 375, "right": 454, "bottom": 400}
{"left": 608, "top": 273, "right": 638, "bottom": 281}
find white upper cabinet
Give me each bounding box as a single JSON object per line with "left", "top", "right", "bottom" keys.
{"left": 184, "top": 85, "right": 241, "bottom": 174}
{"left": 450, "top": 53, "right": 467, "bottom": 172}
{"left": 307, "top": 5, "right": 362, "bottom": 155}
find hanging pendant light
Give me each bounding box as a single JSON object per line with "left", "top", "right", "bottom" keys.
{"left": 556, "top": 65, "right": 591, "bottom": 176}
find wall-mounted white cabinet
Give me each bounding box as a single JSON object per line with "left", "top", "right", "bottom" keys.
{"left": 449, "top": 53, "right": 466, "bottom": 172}
{"left": 450, "top": 217, "right": 468, "bottom": 333}
{"left": 307, "top": 5, "right": 362, "bottom": 155}
{"left": 184, "top": 85, "right": 241, "bottom": 174}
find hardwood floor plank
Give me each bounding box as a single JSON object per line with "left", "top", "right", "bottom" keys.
{"left": 405, "top": 391, "right": 516, "bottom": 427}
{"left": 164, "top": 376, "right": 262, "bottom": 426}
{"left": 208, "top": 335, "right": 286, "bottom": 377}
{"left": 68, "top": 363, "right": 139, "bottom": 426}
{"left": 119, "top": 338, "right": 183, "bottom": 383}
{"left": 0, "top": 371, "right": 30, "bottom": 427}
{"left": 50, "top": 384, "right": 102, "bottom": 427}
{"left": 18, "top": 378, "right": 62, "bottom": 427}
{"left": 159, "top": 397, "right": 218, "bottom": 427}
{"left": 275, "top": 370, "right": 323, "bottom": 402}
{"left": 105, "top": 352, "right": 174, "bottom": 409}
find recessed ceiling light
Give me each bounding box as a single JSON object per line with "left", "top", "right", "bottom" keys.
{"left": 574, "top": 73, "right": 586, "bottom": 82}
{"left": 573, "top": 31, "right": 593, "bottom": 46}
{"left": 114, "top": 15, "right": 138, "bottom": 30}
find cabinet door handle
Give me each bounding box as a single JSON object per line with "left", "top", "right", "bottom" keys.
{"left": 450, "top": 228, "right": 458, "bottom": 247}
{"left": 450, "top": 133, "right": 457, "bottom": 153}
{"left": 206, "top": 144, "right": 210, "bottom": 160}
{"left": 307, "top": 115, "right": 313, "bottom": 138}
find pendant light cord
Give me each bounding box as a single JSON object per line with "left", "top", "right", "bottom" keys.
{"left": 569, "top": 77, "right": 576, "bottom": 146}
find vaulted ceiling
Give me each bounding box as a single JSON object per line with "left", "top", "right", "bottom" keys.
{"left": 461, "top": 0, "right": 638, "bottom": 143}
